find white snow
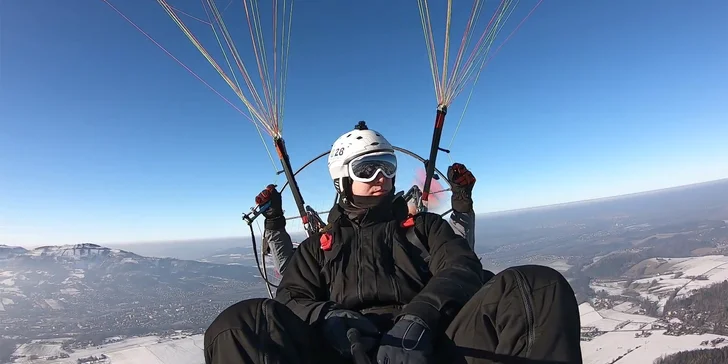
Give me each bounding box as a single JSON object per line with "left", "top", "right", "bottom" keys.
{"left": 44, "top": 299, "right": 63, "bottom": 310}
{"left": 543, "top": 259, "right": 572, "bottom": 272}
{"left": 13, "top": 342, "right": 65, "bottom": 360}
{"left": 71, "top": 339, "right": 202, "bottom": 364}
{"left": 590, "top": 255, "right": 728, "bottom": 313}
{"left": 16, "top": 335, "right": 204, "bottom": 364}
{"left": 106, "top": 346, "right": 163, "bottom": 363}
{"left": 670, "top": 255, "right": 728, "bottom": 298}
{"left": 0, "top": 272, "right": 18, "bottom": 287}
{"left": 212, "top": 253, "right": 243, "bottom": 258}
{"left": 1, "top": 278, "right": 15, "bottom": 286}
{"left": 0, "top": 286, "right": 23, "bottom": 295}
{"left": 590, "top": 280, "right": 626, "bottom": 296}
{"left": 579, "top": 299, "right": 728, "bottom": 363}
{"left": 60, "top": 288, "right": 80, "bottom": 295}
{"left": 143, "top": 337, "right": 204, "bottom": 363}
{"left": 582, "top": 330, "right": 728, "bottom": 364}
{"left": 611, "top": 302, "right": 638, "bottom": 314}
{"left": 580, "top": 302, "right": 656, "bottom": 332}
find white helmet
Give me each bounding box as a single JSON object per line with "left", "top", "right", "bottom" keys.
{"left": 327, "top": 121, "right": 397, "bottom": 195}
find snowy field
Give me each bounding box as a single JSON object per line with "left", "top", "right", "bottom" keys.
{"left": 11, "top": 335, "right": 205, "bottom": 364}
{"left": 580, "top": 301, "right": 657, "bottom": 332}
{"left": 582, "top": 328, "right": 728, "bottom": 364}
{"left": 578, "top": 254, "right": 728, "bottom": 363}
{"left": 580, "top": 301, "right": 728, "bottom": 363}
{"left": 590, "top": 255, "right": 728, "bottom": 311}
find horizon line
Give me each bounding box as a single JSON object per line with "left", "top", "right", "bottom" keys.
{"left": 7, "top": 176, "right": 727, "bottom": 249}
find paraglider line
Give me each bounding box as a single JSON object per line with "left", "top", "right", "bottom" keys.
{"left": 168, "top": 4, "right": 211, "bottom": 25}
{"left": 160, "top": 0, "right": 267, "bottom": 122}
{"left": 447, "top": 0, "right": 509, "bottom": 102}
{"left": 416, "top": 0, "right": 542, "bottom": 166}
{"left": 447, "top": 0, "right": 543, "bottom": 157}
{"left": 100, "top": 0, "right": 252, "bottom": 121}
{"left": 447, "top": 0, "right": 486, "bottom": 97}
{"left": 482, "top": 0, "right": 542, "bottom": 70}
{"left": 197, "top": 0, "right": 272, "bottom": 133}
{"left": 194, "top": 1, "right": 279, "bottom": 173}
{"left": 222, "top": 0, "right": 234, "bottom": 13}
{"left": 446, "top": 58, "right": 486, "bottom": 159}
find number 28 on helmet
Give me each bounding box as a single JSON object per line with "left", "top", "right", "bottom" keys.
{"left": 327, "top": 122, "right": 397, "bottom": 194}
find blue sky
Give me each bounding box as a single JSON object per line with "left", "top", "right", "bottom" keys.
{"left": 1, "top": 0, "right": 727, "bottom": 247}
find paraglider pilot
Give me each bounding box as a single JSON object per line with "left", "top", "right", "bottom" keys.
{"left": 204, "top": 122, "right": 583, "bottom": 363}
{"left": 256, "top": 161, "right": 478, "bottom": 277}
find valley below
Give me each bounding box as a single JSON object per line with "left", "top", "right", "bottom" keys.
{"left": 4, "top": 179, "right": 728, "bottom": 364}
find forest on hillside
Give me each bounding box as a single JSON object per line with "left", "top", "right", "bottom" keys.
{"left": 664, "top": 280, "right": 728, "bottom": 336}
{"left": 654, "top": 346, "right": 728, "bottom": 364}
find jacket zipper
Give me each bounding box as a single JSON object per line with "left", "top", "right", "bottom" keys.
{"left": 388, "top": 226, "right": 401, "bottom": 302}
{"left": 356, "top": 225, "right": 363, "bottom": 303}
{"left": 512, "top": 269, "right": 535, "bottom": 356}
{"left": 391, "top": 273, "right": 401, "bottom": 302}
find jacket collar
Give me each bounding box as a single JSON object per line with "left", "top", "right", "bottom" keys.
{"left": 327, "top": 193, "right": 408, "bottom": 228}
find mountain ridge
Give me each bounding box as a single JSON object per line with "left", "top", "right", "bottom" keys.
{"left": 482, "top": 178, "right": 728, "bottom": 217}
{"left": 0, "top": 241, "right": 267, "bottom": 347}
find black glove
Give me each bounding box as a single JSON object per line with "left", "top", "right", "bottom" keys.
{"left": 376, "top": 315, "right": 434, "bottom": 364}
{"left": 447, "top": 163, "right": 476, "bottom": 213}
{"left": 255, "top": 184, "right": 285, "bottom": 229}
{"left": 322, "top": 309, "right": 380, "bottom": 358}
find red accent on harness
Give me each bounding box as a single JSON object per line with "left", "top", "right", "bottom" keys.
{"left": 320, "top": 232, "right": 333, "bottom": 251}
{"left": 401, "top": 216, "right": 415, "bottom": 228}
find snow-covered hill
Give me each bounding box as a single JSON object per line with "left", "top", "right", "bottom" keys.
{"left": 0, "top": 243, "right": 267, "bottom": 348}
{"left": 0, "top": 243, "right": 263, "bottom": 307}
{"left": 580, "top": 300, "right": 728, "bottom": 364}
{"left": 581, "top": 254, "right": 728, "bottom": 363}
{"left": 590, "top": 255, "right": 728, "bottom": 313}
{"left": 0, "top": 245, "right": 28, "bottom": 258}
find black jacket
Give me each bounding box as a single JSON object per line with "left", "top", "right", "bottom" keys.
{"left": 274, "top": 196, "right": 484, "bottom": 334}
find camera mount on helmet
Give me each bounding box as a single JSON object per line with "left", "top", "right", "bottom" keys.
{"left": 354, "top": 120, "right": 368, "bottom": 130}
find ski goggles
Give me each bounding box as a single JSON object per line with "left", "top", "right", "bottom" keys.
{"left": 348, "top": 153, "right": 397, "bottom": 182}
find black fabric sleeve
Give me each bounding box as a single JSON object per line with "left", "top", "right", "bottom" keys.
{"left": 274, "top": 236, "right": 338, "bottom": 325}
{"left": 400, "top": 212, "right": 484, "bottom": 333}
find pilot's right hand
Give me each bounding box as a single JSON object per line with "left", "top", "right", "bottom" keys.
{"left": 447, "top": 163, "right": 476, "bottom": 213}
{"left": 255, "top": 184, "right": 284, "bottom": 220}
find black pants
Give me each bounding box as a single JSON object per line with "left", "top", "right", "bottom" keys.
{"left": 204, "top": 265, "right": 583, "bottom": 364}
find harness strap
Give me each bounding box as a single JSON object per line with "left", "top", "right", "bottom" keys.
{"left": 401, "top": 216, "right": 431, "bottom": 264}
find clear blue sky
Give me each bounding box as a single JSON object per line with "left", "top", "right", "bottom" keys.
{"left": 1, "top": 0, "right": 727, "bottom": 247}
